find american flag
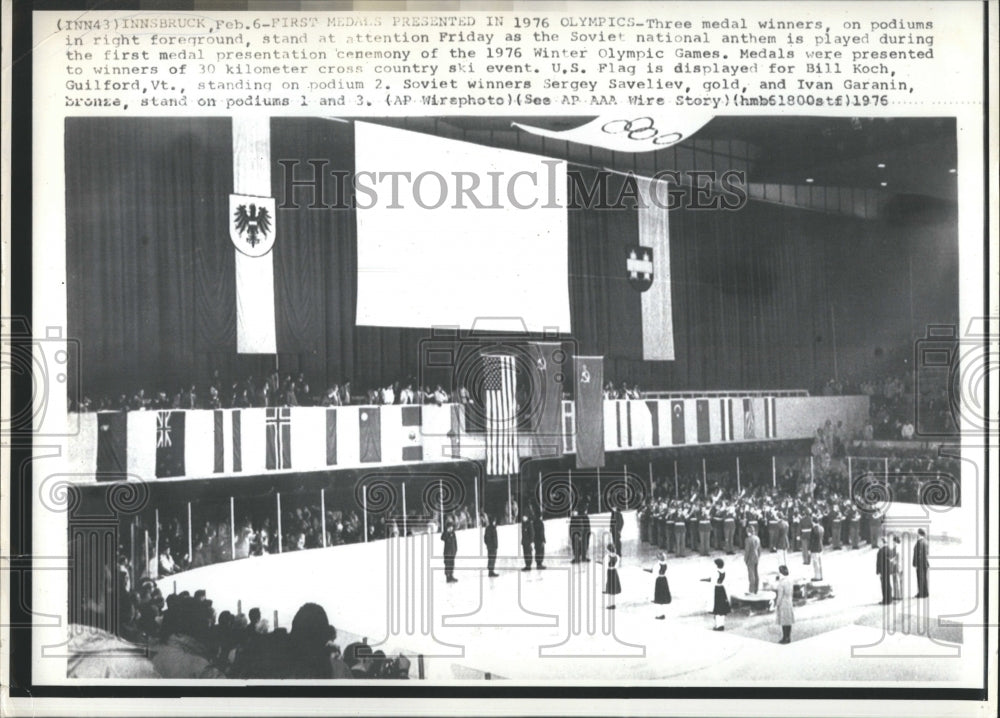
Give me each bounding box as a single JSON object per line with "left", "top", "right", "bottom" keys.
{"left": 484, "top": 354, "right": 518, "bottom": 476}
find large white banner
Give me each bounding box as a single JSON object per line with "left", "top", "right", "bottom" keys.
{"left": 354, "top": 121, "right": 571, "bottom": 333}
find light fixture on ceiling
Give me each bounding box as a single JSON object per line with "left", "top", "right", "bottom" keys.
{"left": 880, "top": 181, "right": 888, "bottom": 187}
{"left": 806, "top": 178, "right": 814, "bottom": 183}
{"left": 949, "top": 168, "right": 957, "bottom": 174}
{"left": 877, "top": 163, "right": 886, "bottom": 169}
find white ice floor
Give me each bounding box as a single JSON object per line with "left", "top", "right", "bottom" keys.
{"left": 169, "top": 508, "right": 984, "bottom": 685}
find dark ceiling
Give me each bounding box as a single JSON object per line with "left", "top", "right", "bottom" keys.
{"left": 364, "top": 115, "right": 958, "bottom": 204}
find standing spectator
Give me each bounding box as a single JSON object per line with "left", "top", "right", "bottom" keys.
{"left": 520, "top": 515, "right": 534, "bottom": 571}
{"left": 709, "top": 558, "right": 731, "bottom": 631}
{"left": 603, "top": 543, "right": 622, "bottom": 610}
{"left": 441, "top": 520, "right": 458, "bottom": 583}
{"left": 876, "top": 536, "right": 893, "bottom": 605}
{"left": 484, "top": 515, "right": 499, "bottom": 577}
{"left": 743, "top": 524, "right": 761, "bottom": 594}
{"left": 913, "top": 528, "right": 930, "bottom": 598}
{"left": 610, "top": 506, "right": 624, "bottom": 556}
{"left": 775, "top": 565, "right": 795, "bottom": 644}
{"left": 533, "top": 513, "right": 546, "bottom": 570}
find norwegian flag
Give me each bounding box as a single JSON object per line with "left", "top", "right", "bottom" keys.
{"left": 265, "top": 407, "right": 292, "bottom": 470}
{"left": 484, "top": 354, "right": 518, "bottom": 476}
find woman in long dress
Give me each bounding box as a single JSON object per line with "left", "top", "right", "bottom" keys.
{"left": 604, "top": 543, "right": 622, "bottom": 609}
{"left": 711, "top": 557, "right": 731, "bottom": 631}
{"left": 649, "top": 551, "right": 671, "bottom": 619}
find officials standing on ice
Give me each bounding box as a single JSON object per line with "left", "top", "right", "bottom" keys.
{"left": 775, "top": 565, "right": 795, "bottom": 644}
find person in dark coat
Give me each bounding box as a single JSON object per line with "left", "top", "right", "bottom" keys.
{"left": 569, "top": 509, "right": 583, "bottom": 563}
{"left": 484, "top": 515, "right": 499, "bottom": 577}
{"left": 709, "top": 557, "right": 730, "bottom": 631}
{"left": 520, "top": 516, "right": 534, "bottom": 571}
{"left": 580, "top": 506, "right": 592, "bottom": 561}
{"left": 603, "top": 543, "right": 621, "bottom": 609}
{"left": 533, "top": 513, "right": 546, "bottom": 569}
{"left": 913, "top": 528, "right": 930, "bottom": 597}
{"left": 610, "top": 507, "right": 624, "bottom": 556}
{"left": 875, "top": 535, "right": 892, "bottom": 604}
{"left": 441, "top": 520, "right": 458, "bottom": 583}
{"left": 647, "top": 552, "right": 671, "bottom": 619}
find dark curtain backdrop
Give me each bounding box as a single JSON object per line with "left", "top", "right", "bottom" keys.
{"left": 66, "top": 118, "right": 955, "bottom": 400}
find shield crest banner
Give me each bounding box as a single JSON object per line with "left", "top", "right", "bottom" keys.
{"left": 229, "top": 194, "right": 276, "bottom": 257}
{"left": 626, "top": 245, "right": 654, "bottom": 292}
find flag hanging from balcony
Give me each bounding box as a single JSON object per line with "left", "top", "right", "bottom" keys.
{"left": 265, "top": 407, "right": 291, "bottom": 470}
{"left": 485, "top": 354, "right": 518, "bottom": 476}
{"left": 574, "top": 356, "right": 604, "bottom": 469}
{"left": 155, "top": 411, "right": 186, "bottom": 478}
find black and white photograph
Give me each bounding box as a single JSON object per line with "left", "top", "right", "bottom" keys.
{"left": 54, "top": 112, "right": 978, "bottom": 683}
{"left": 3, "top": 2, "right": 995, "bottom": 717}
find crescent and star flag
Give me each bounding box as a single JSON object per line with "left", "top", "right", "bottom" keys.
{"left": 671, "top": 400, "right": 686, "bottom": 445}
{"left": 512, "top": 114, "right": 711, "bottom": 153}
{"left": 485, "top": 354, "right": 518, "bottom": 476}
{"left": 574, "top": 356, "right": 604, "bottom": 469}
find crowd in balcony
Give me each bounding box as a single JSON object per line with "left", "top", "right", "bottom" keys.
{"left": 68, "top": 370, "right": 471, "bottom": 413}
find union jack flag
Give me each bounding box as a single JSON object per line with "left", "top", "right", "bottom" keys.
{"left": 156, "top": 411, "right": 173, "bottom": 448}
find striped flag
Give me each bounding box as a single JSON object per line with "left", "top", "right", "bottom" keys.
{"left": 484, "top": 354, "right": 518, "bottom": 476}
{"left": 615, "top": 401, "right": 632, "bottom": 447}
{"left": 265, "top": 407, "right": 291, "bottom": 470}
{"left": 763, "top": 397, "right": 777, "bottom": 438}
{"left": 719, "top": 399, "right": 735, "bottom": 442}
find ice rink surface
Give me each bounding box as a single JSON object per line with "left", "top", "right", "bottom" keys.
{"left": 170, "top": 504, "right": 982, "bottom": 684}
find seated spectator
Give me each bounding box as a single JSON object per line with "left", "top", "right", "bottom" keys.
{"left": 151, "top": 594, "right": 224, "bottom": 678}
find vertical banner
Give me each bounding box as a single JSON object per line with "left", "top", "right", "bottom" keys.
{"left": 326, "top": 408, "right": 338, "bottom": 465}
{"left": 670, "top": 400, "right": 686, "bottom": 445}
{"left": 359, "top": 407, "right": 382, "bottom": 463}
{"left": 485, "top": 354, "right": 518, "bottom": 476}
{"left": 265, "top": 407, "right": 292, "bottom": 470}
{"left": 232, "top": 115, "right": 277, "bottom": 353}
{"left": 574, "top": 356, "right": 604, "bottom": 469}
{"left": 743, "top": 397, "right": 757, "bottom": 440}
{"left": 525, "top": 342, "right": 565, "bottom": 457}
{"left": 155, "top": 411, "right": 186, "bottom": 478}
{"left": 696, "top": 399, "right": 711, "bottom": 443}
{"left": 96, "top": 412, "right": 127, "bottom": 479}
{"left": 636, "top": 176, "right": 675, "bottom": 361}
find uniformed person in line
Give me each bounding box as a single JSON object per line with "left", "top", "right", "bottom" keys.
{"left": 697, "top": 508, "right": 712, "bottom": 556}
{"left": 673, "top": 508, "right": 687, "bottom": 557}
{"left": 829, "top": 505, "right": 843, "bottom": 550}
{"left": 847, "top": 506, "right": 861, "bottom": 549}
{"left": 722, "top": 506, "right": 736, "bottom": 554}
